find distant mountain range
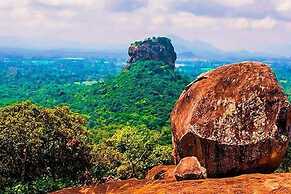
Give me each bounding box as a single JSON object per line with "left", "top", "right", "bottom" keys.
{"left": 169, "top": 35, "right": 223, "bottom": 58}
{"left": 168, "top": 35, "right": 284, "bottom": 60}
{"left": 0, "top": 35, "right": 289, "bottom": 60}
{"left": 0, "top": 36, "right": 127, "bottom": 58}
{"left": 0, "top": 47, "right": 127, "bottom": 58}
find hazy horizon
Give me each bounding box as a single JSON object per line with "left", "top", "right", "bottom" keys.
{"left": 1, "top": 1, "right": 291, "bottom": 56}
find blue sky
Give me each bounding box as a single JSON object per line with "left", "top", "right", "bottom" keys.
{"left": 1, "top": 0, "right": 291, "bottom": 54}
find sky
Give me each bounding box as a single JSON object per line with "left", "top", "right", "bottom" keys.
{"left": 1, "top": 0, "right": 291, "bottom": 54}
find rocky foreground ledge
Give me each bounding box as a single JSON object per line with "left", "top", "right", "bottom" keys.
{"left": 53, "top": 172, "right": 291, "bottom": 194}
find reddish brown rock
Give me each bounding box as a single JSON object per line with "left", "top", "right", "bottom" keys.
{"left": 171, "top": 61, "right": 291, "bottom": 177}
{"left": 145, "top": 165, "right": 176, "bottom": 181}
{"left": 174, "top": 156, "right": 207, "bottom": 181}
{"left": 127, "top": 37, "right": 177, "bottom": 69}
{"left": 52, "top": 173, "right": 291, "bottom": 194}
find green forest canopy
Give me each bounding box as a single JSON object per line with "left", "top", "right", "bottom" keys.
{"left": 0, "top": 57, "right": 290, "bottom": 193}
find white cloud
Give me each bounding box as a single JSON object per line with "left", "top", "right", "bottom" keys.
{"left": 276, "top": 0, "right": 291, "bottom": 12}
{"left": 34, "top": 0, "right": 101, "bottom": 8}
{"left": 0, "top": 0, "right": 289, "bottom": 53}
{"left": 227, "top": 17, "right": 277, "bottom": 30}
{"left": 0, "top": 0, "right": 30, "bottom": 9}
{"left": 170, "top": 12, "right": 216, "bottom": 28}
{"left": 251, "top": 17, "right": 277, "bottom": 29}
{"left": 213, "top": 0, "right": 255, "bottom": 7}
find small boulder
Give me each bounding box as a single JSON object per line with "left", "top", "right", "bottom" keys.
{"left": 145, "top": 165, "right": 176, "bottom": 181}
{"left": 174, "top": 156, "right": 207, "bottom": 181}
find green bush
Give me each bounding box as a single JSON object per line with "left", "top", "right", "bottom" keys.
{"left": 0, "top": 102, "right": 91, "bottom": 189}
{"left": 3, "top": 176, "right": 75, "bottom": 194}
{"left": 90, "top": 125, "right": 172, "bottom": 179}
{"left": 277, "top": 142, "right": 291, "bottom": 172}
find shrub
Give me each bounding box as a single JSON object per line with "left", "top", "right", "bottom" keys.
{"left": 90, "top": 125, "right": 172, "bottom": 179}
{"left": 278, "top": 142, "right": 291, "bottom": 172}
{"left": 3, "top": 176, "right": 75, "bottom": 194}
{"left": 0, "top": 102, "right": 91, "bottom": 189}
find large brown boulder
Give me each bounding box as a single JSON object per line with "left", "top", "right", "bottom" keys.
{"left": 174, "top": 156, "right": 207, "bottom": 181}
{"left": 127, "top": 37, "right": 177, "bottom": 69}
{"left": 171, "top": 61, "right": 291, "bottom": 177}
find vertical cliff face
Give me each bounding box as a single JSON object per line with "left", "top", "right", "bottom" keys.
{"left": 127, "top": 37, "right": 177, "bottom": 69}
{"left": 171, "top": 61, "right": 291, "bottom": 177}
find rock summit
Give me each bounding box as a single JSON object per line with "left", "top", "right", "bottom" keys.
{"left": 127, "top": 37, "right": 177, "bottom": 69}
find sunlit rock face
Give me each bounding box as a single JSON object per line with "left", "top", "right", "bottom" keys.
{"left": 127, "top": 37, "right": 177, "bottom": 69}
{"left": 174, "top": 156, "right": 207, "bottom": 181}
{"left": 171, "top": 61, "right": 291, "bottom": 177}
{"left": 145, "top": 165, "right": 176, "bottom": 181}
